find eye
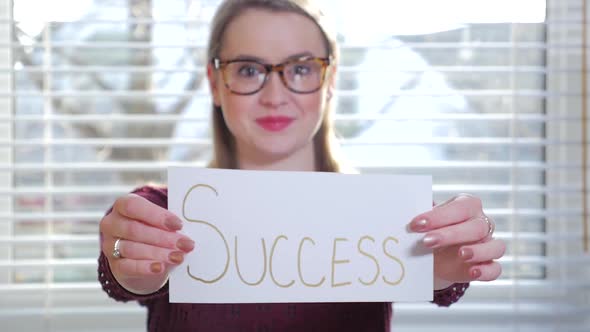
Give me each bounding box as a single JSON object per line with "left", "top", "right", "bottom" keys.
{"left": 237, "top": 64, "right": 262, "bottom": 77}
{"left": 293, "top": 64, "right": 312, "bottom": 76}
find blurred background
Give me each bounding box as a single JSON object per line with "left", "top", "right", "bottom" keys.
{"left": 0, "top": 0, "right": 589, "bottom": 331}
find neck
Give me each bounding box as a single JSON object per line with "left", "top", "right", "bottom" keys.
{"left": 235, "top": 143, "right": 316, "bottom": 172}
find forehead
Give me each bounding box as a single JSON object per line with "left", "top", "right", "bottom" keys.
{"left": 220, "top": 8, "right": 327, "bottom": 61}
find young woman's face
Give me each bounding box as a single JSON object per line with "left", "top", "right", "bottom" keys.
{"left": 208, "top": 8, "right": 334, "bottom": 163}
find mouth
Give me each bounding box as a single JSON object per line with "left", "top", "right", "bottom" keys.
{"left": 255, "top": 116, "right": 295, "bottom": 132}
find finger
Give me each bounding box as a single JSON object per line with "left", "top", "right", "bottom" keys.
{"left": 409, "top": 194, "right": 483, "bottom": 232}
{"left": 99, "top": 211, "right": 119, "bottom": 239}
{"left": 114, "top": 194, "right": 183, "bottom": 231}
{"left": 469, "top": 261, "right": 502, "bottom": 281}
{"left": 421, "top": 215, "right": 489, "bottom": 248}
{"left": 115, "top": 239, "right": 187, "bottom": 265}
{"left": 111, "top": 217, "right": 195, "bottom": 253}
{"left": 459, "top": 239, "right": 506, "bottom": 263}
{"left": 112, "top": 259, "right": 166, "bottom": 278}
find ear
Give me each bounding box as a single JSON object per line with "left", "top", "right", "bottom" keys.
{"left": 326, "top": 64, "right": 337, "bottom": 101}
{"left": 207, "top": 63, "right": 222, "bottom": 107}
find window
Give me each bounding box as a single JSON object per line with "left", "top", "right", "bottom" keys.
{"left": 1, "top": 0, "right": 588, "bottom": 331}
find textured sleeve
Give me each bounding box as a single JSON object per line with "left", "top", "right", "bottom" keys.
{"left": 428, "top": 201, "right": 470, "bottom": 307}
{"left": 431, "top": 282, "right": 470, "bottom": 307}
{"left": 97, "top": 185, "right": 170, "bottom": 303}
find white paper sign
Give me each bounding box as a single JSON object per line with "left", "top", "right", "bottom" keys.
{"left": 168, "top": 167, "right": 432, "bottom": 303}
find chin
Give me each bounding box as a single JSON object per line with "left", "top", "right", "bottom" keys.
{"left": 255, "top": 141, "right": 307, "bottom": 161}
{"left": 259, "top": 146, "right": 299, "bottom": 160}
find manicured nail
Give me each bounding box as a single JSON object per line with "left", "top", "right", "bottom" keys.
{"left": 471, "top": 268, "right": 481, "bottom": 279}
{"left": 150, "top": 262, "right": 163, "bottom": 274}
{"left": 177, "top": 238, "right": 195, "bottom": 252}
{"left": 169, "top": 251, "right": 184, "bottom": 264}
{"left": 410, "top": 219, "right": 429, "bottom": 232}
{"left": 422, "top": 234, "right": 441, "bottom": 248}
{"left": 164, "top": 215, "right": 183, "bottom": 231}
{"left": 459, "top": 248, "right": 474, "bottom": 261}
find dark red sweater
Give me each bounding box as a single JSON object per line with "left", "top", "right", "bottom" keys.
{"left": 98, "top": 186, "right": 468, "bottom": 332}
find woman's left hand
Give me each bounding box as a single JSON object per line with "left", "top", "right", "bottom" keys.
{"left": 408, "top": 194, "right": 506, "bottom": 287}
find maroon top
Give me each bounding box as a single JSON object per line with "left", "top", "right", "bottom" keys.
{"left": 98, "top": 186, "right": 468, "bottom": 332}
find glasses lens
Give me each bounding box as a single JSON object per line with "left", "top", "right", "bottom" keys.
{"left": 283, "top": 59, "right": 325, "bottom": 93}
{"left": 223, "top": 61, "right": 267, "bottom": 94}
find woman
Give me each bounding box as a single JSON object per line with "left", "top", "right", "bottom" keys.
{"left": 98, "top": 0, "right": 506, "bottom": 331}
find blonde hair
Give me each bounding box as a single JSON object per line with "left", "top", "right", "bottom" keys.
{"left": 206, "top": 0, "right": 346, "bottom": 173}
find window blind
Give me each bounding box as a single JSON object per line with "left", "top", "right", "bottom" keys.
{"left": 0, "top": 0, "right": 589, "bottom": 331}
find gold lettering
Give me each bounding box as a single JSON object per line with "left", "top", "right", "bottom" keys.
{"left": 234, "top": 236, "right": 267, "bottom": 286}
{"left": 357, "top": 236, "right": 380, "bottom": 286}
{"left": 297, "top": 237, "right": 325, "bottom": 287}
{"left": 183, "top": 184, "right": 230, "bottom": 284}
{"left": 331, "top": 238, "right": 352, "bottom": 287}
{"left": 382, "top": 236, "right": 405, "bottom": 286}
{"left": 269, "top": 235, "right": 295, "bottom": 288}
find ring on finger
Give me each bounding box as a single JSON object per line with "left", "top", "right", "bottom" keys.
{"left": 482, "top": 214, "right": 495, "bottom": 237}
{"left": 112, "top": 238, "right": 123, "bottom": 259}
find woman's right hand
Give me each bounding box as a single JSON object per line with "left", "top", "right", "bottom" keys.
{"left": 99, "top": 193, "right": 195, "bottom": 294}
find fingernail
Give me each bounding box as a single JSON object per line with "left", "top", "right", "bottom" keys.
{"left": 410, "top": 219, "right": 429, "bottom": 232}
{"left": 164, "top": 215, "right": 183, "bottom": 231}
{"left": 151, "top": 262, "right": 163, "bottom": 274}
{"left": 169, "top": 251, "right": 184, "bottom": 264}
{"left": 177, "top": 238, "right": 195, "bottom": 252}
{"left": 459, "top": 248, "right": 474, "bottom": 261}
{"left": 422, "top": 234, "right": 441, "bottom": 248}
{"left": 471, "top": 268, "right": 481, "bottom": 279}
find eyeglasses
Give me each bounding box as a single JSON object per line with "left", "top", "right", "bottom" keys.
{"left": 212, "top": 56, "right": 331, "bottom": 95}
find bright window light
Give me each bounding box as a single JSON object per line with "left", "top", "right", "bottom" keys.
{"left": 14, "top": 0, "right": 93, "bottom": 36}
{"left": 331, "top": 0, "right": 546, "bottom": 39}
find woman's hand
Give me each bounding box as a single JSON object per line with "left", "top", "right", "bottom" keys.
{"left": 408, "top": 194, "right": 505, "bottom": 288}
{"left": 99, "top": 193, "right": 194, "bottom": 294}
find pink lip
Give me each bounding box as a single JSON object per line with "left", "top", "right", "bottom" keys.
{"left": 255, "top": 116, "right": 295, "bottom": 132}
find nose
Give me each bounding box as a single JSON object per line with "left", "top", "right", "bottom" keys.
{"left": 258, "top": 71, "right": 288, "bottom": 108}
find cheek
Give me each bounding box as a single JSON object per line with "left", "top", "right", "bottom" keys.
{"left": 299, "top": 93, "right": 327, "bottom": 118}
{"left": 220, "top": 96, "right": 253, "bottom": 130}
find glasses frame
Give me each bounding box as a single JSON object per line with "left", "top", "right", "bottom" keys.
{"left": 212, "top": 56, "right": 332, "bottom": 95}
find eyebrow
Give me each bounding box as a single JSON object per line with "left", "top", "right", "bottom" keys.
{"left": 228, "top": 51, "right": 321, "bottom": 63}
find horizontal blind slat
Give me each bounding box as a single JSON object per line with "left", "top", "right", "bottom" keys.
{"left": 0, "top": 41, "right": 558, "bottom": 49}
{"left": 0, "top": 113, "right": 570, "bottom": 122}
{"left": 3, "top": 65, "right": 578, "bottom": 74}
{"left": 0, "top": 209, "right": 581, "bottom": 221}
{"left": 0, "top": 235, "right": 97, "bottom": 244}
{"left": 0, "top": 89, "right": 568, "bottom": 97}
{"left": 0, "top": 18, "right": 575, "bottom": 25}
{"left": 2, "top": 279, "right": 588, "bottom": 293}
{"left": 1, "top": 18, "right": 572, "bottom": 24}
{"left": 0, "top": 184, "right": 585, "bottom": 195}
{"left": 1, "top": 137, "right": 581, "bottom": 147}
{"left": 0, "top": 258, "right": 96, "bottom": 268}
{"left": 0, "top": 232, "right": 584, "bottom": 245}
{"left": 1, "top": 255, "right": 589, "bottom": 269}
{"left": 1, "top": 161, "right": 582, "bottom": 171}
